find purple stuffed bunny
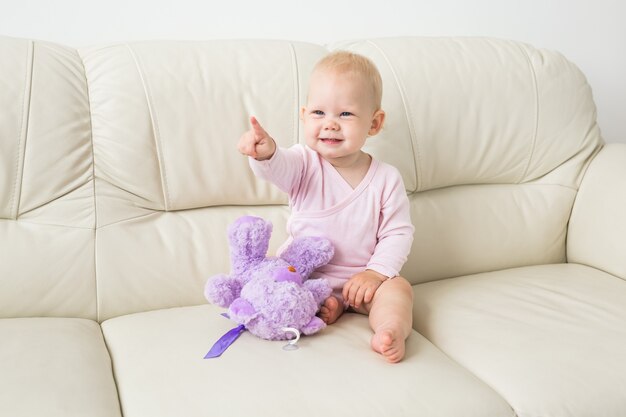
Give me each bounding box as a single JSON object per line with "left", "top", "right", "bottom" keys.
{"left": 204, "top": 216, "right": 334, "bottom": 340}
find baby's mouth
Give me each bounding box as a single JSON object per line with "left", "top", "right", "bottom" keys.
{"left": 319, "top": 138, "right": 343, "bottom": 144}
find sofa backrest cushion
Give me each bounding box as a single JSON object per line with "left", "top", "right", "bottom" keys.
{"left": 0, "top": 36, "right": 603, "bottom": 320}
{"left": 0, "top": 38, "right": 96, "bottom": 319}
{"left": 333, "top": 38, "right": 602, "bottom": 283}
{"left": 79, "top": 40, "right": 327, "bottom": 319}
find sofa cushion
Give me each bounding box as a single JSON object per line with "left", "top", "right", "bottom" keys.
{"left": 0, "top": 221, "right": 96, "bottom": 319}
{"left": 102, "top": 304, "right": 513, "bottom": 417}
{"left": 0, "top": 318, "right": 121, "bottom": 417}
{"left": 403, "top": 183, "right": 575, "bottom": 284}
{"left": 94, "top": 205, "right": 290, "bottom": 321}
{"left": 412, "top": 263, "right": 626, "bottom": 417}
{"left": 331, "top": 37, "right": 602, "bottom": 193}
{"left": 79, "top": 40, "right": 326, "bottom": 225}
{"left": 0, "top": 38, "right": 92, "bottom": 224}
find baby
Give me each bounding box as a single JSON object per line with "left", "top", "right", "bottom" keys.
{"left": 238, "top": 51, "right": 415, "bottom": 362}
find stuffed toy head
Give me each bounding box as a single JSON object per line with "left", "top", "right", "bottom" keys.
{"left": 204, "top": 216, "right": 334, "bottom": 340}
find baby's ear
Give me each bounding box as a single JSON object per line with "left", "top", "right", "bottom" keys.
{"left": 369, "top": 109, "right": 386, "bottom": 136}
{"left": 299, "top": 107, "right": 306, "bottom": 121}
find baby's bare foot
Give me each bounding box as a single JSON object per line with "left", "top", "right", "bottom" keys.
{"left": 371, "top": 328, "right": 405, "bottom": 363}
{"left": 318, "top": 296, "right": 343, "bottom": 325}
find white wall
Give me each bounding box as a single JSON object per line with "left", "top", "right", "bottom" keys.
{"left": 2, "top": 0, "right": 625, "bottom": 143}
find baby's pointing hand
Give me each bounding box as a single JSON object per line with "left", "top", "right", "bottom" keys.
{"left": 237, "top": 116, "right": 276, "bottom": 160}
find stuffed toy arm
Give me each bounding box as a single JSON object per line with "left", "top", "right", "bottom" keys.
{"left": 303, "top": 278, "right": 333, "bottom": 307}
{"left": 204, "top": 273, "right": 243, "bottom": 308}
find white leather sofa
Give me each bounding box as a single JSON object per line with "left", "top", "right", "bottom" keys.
{"left": 1, "top": 35, "right": 625, "bottom": 417}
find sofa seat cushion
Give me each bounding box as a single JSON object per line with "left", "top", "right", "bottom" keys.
{"left": 102, "top": 304, "right": 513, "bottom": 417}
{"left": 0, "top": 318, "right": 121, "bottom": 417}
{"left": 412, "top": 263, "right": 626, "bottom": 417}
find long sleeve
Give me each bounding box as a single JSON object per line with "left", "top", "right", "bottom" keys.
{"left": 366, "top": 170, "right": 414, "bottom": 278}
{"left": 248, "top": 146, "right": 305, "bottom": 196}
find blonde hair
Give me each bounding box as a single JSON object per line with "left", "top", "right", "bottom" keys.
{"left": 313, "top": 51, "right": 383, "bottom": 110}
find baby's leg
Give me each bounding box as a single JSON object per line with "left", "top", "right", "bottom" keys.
{"left": 367, "top": 276, "right": 413, "bottom": 363}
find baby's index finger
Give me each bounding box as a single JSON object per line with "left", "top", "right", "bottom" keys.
{"left": 250, "top": 116, "right": 266, "bottom": 136}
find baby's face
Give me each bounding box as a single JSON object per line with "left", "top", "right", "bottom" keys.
{"left": 301, "top": 69, "right": 384, "bottom": 167}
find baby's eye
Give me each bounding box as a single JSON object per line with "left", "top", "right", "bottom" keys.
{"left": 340, "top": 112, "right": 353, "bottom": 117}
{"left": 312, "top": 110, "right": 324, "bottom": 116}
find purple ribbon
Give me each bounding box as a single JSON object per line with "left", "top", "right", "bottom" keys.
{"left": 204, "top": 324, "right": 246, "bottom": 359}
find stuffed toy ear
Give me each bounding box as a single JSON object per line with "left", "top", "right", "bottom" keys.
{"left": 228, "top": 216, "right": 273, "bottom": 274}
{"left": 280, "top": 236, "right": 334, "bottom": 279}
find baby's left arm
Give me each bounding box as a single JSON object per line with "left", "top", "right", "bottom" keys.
{"left": 343, "top": 169, "right": 414, "bottom": 309}
{"left": 366, "top": 170, "right": 415, "bottom": 279}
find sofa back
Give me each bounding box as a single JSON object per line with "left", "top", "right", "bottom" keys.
{"left": 344, "top": 38, "right": 603, "bottom": 283}
{"left": 0, "top": 38, "right": 95, "bottom": 319}
{"left": 0, "top": 36, "right": 603, "bottom": 321}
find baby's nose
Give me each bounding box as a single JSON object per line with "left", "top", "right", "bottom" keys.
{"left": 324, "top": 120, "right": 339, "bottom": 130}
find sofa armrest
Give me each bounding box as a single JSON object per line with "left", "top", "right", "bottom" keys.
{"left": 568, "top": 143, "right": 626, "bottom": 279}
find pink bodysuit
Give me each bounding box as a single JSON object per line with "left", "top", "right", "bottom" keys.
{"left": 250, "top": 144, "right": 414, "bottom": 302}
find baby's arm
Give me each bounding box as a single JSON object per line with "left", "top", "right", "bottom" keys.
{"left": 239, "top": 116, "right": 306, "bottom": 195}
{"left": 344, "top": 169, "right": 414, "bottom": 309}
{"left": 366, "top": 170, "right": 414, "bottom": 278}
{"left": 238, "top": 116, "right": 276, "bottom": 160}
{"left": 244, "top": 128, "right": 306, "bottom": 198}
